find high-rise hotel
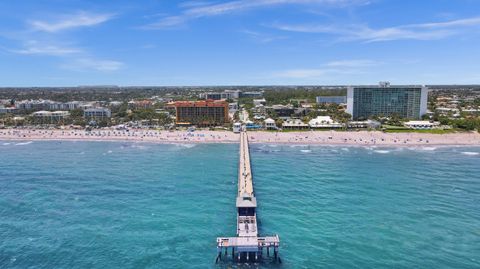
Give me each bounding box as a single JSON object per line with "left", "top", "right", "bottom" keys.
{"left": 346, "top": 82, "right": 428, "bottom": 120}
{"left": 168, "top": 100, "right": 229, "bottom": 126}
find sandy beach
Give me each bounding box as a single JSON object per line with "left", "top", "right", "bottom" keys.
{"left": 1, "top": 129, "right": 480, "bottom": 146}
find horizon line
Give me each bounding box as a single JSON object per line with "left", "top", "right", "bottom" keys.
{"left": 0, "top": 84, "right": 478, "bottom": 89}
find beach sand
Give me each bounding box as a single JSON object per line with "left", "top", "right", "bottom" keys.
{"left": 1, "top": 129, "right": 480, "bottom": 146}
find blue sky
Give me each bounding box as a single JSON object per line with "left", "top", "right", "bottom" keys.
{"left": 1, "top": 0, "right": 480, "bottom": 86}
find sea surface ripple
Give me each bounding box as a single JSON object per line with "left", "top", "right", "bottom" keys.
{"left": 0, "top": 141, "right": 479, "bottom": 268}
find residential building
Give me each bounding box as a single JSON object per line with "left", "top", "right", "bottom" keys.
{"left": 308, "top": 116, "right": 342, "bottom": 128}
{"left": 463, "top": 108, "right": 480, "bottom": 115}
{"left": 200, "top": 90, "right": 241, "bottom": 100}
{"left": 201, "top": 92, "right": 223, "bottom": 100}
{"left": 223, "top": 90, "right": 241, "bottom": 99}
{"left": 435, "top": 107, "right": 459, "bottom": 115}
{"left": 347, "top": 120, "right": 381, "bottom": 129}
{"left": 294, "top": 107, "right": 310, "bottom": 117}
{"left": 80, "top": 103, "right": 95, "bottom": 110}
{"left": 346, "top": 82, "right": 428, "bottom": 120}
{"left": 253, "top": 98, "right": 266, "bottom": 106}
{"left": 404, "top": 121, "right": 440, "bottom": 129}
{"left": 252, "top": 104, "right": 266, "bottom": 115}
{"left": 84, "top": 108, "right": 112, "bottom": 119}
{"left": 65, "top": 101, "right": 81, "bottom": 110}
{"left": 32, "top": 111, "right": 69, "bottom": 122}
{"left": 316, "top": 96, "right": 347, "bottom": 104}
{"left": 15, "top": 100, "right": 50, "bottom": 111}
{"left": 264, "top": 118, "right": 277, "bottom": 130}
{"left": 169, "top": 100, "right": 229, "bottom": 126}
{"left": 241, "top": 91, "right": 263, "bottom": 98}
{"left": 0, "top": 107, "right": 18, "bottom": 114}
{"left": 282, "top": 119, "right": 309, "bottom": 129}
{"left": 15, "top": 100, "right": 82, "bottom": 111}
{"left": 267, "top": 105, "right": 295, "bottom": 118}
{"left": 229, "top": 102, "right": 239, "bottom": 112}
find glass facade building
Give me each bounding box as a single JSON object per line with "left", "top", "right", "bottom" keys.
{"left": 316, "top": 96, "right": 347, "bottom": 104}
{"left": 346, "top": 85, "right": 428, "bottom": 120}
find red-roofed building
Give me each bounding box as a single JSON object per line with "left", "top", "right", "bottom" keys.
{"left": 168, "top": 100, "right": 229, "bottom": 126}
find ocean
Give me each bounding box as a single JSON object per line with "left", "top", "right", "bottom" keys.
{"left": 0, "top": 141, "right": 479, "bottom": 268}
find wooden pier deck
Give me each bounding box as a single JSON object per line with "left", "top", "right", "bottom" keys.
{"left": 216, "top": 131, "right": 280, "bottom": 263}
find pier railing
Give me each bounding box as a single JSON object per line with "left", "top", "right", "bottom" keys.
{"left": 216, "top": 131, "right": 280, "bottom": 263}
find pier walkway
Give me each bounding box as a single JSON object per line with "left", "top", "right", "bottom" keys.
{"left": 216, "top": 131, "right": 280, "bottom": 263}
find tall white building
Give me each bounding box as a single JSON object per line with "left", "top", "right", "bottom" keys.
{"left": 83, "top": 108, "right": 111, "bottom": 119}
{"left": 346, "top": 83, "right": 428, "bottom": 120}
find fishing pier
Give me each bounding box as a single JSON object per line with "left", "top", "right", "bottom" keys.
{"left": 216, "top": 131, "right": 280, "bottom": 263}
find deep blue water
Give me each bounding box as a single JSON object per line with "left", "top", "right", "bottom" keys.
{"left": 0, "top": 141, "right": 479, "bottom": 268}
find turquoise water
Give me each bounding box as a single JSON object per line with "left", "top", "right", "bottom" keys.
{"left": 0, "top": 141, "right": 479, "bottom": 268}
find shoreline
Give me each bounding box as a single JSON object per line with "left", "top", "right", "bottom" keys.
{"left": 2, "top": 138, "right": 480, "bottom": 149}
{"left": 1, "top": 129, "right": 480, "bottom": 147}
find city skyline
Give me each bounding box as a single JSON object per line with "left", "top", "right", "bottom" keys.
{"left": 1, "top": 0, "right": 480, "bottom": 86}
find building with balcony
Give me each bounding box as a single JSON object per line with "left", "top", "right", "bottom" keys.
{"left": 169, "top": 100, "right": 229, "bottom": 126}
{"left": 83, "top": 108, "right": 112, "bottom": 119}
{"left": 346, "top": 82, "right": 428, "bottom": 120}
{"left": 32, "top": 111, "right": 70, "bottom": 122}
{"left": 282, "top": 119, "right": 309, "bottom": 129}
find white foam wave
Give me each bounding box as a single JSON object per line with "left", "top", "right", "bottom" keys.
{"left": 2, "top": 142, "right": 11, "bottom": 145}
{"left": 374, "top": 150, "right": 390, "bottom": 154}
{"left": 300, "top": 149, "right": 312, "bottom": 153}
{"left": 461, "top": 152, "right": 479, "bottom": 156}
{"left": 130, "top": 144, "right": 148, "bottom": 150}
{"left": 14, "top": 141, "right": 33, "bottom": 146}
{"left": 409, "top": 146, "right": 437, "bottom": 151}
{"left": 289, "top": 144, "right": 307, "bottom": 148}
{"left": 175, "top": 143, "right": 196, "bottom": 148}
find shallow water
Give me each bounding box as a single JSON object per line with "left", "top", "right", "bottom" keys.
{"left": 0, "top": 141, "right": 479, "bottom": 268}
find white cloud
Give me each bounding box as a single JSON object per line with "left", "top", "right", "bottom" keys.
{"left": 30, "top": 11, "right": 114, "bottom": 33}
{"left": 273, "top": 59, "right": 379, "bottom": 79}
{"left": 182, "top": 0, "right": 367, "bottom": 17}
{"left": 415, "top": 17, "right": 480, "bottom": 28}
{"left": 147, "top": 16, "right": 187, "bottom": 29}
{"left": 270, "top": 16, "right": 480, "bottom": 42}
{"left": 241, "top": 29, "right": 288, "bottom": 43}
{"left": 178, "top": 1, "right": 214, "bottom": 8}
{"left": 63, "top": 58, "right": 125, "bottom": 72}
{"left": 144, "top": 0, "right": 368, "bottom": 29}
{"left": 270, "top": 23, "right": 345, "bottom": 34}
{"left": 11, "top": 41, "right": 82, "bottom": 56}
